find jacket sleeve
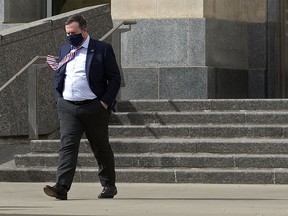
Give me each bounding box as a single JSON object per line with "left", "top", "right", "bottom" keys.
{"left": 100, "top": 44, "right": 121, "bottom": 107}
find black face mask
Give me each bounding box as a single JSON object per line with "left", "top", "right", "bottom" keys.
{"left": 67, "top": 33, "right": 84, "bottom": 47}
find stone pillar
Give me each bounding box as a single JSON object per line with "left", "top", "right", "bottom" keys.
{"left": 111, "top": 0, "right": 271, "bottom": 99}
{"left": 203, "top": 0, "right": 268, "bottom": 98}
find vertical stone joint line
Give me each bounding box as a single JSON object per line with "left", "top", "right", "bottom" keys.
{"left": 174, "top": 170, "right": 178, "bottom": 183}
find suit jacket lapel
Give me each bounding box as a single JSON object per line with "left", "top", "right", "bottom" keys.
{"left": 86, "top": 39, "right": 95, "bottom": 78}
{"left": 61, "top": 44, "right": 71, "bottom": 58}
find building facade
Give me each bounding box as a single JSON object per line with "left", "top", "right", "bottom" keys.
{"left": 0, "top": 0, "right": 287, "bottom": 99}
{"left": 112, "top": 0, "right": 282, "bottom": 99}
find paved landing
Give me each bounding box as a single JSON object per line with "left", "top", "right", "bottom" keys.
{"left": 0, "top": 183, "right": 288, "bottom": 215}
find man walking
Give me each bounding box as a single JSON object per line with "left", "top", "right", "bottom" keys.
{"left": 44, "top": 14, "right": 121, "bottom": 200}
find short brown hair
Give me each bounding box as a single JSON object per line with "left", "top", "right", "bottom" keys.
{"left": 65, "top": 15, "right": 87, "bottom": 29}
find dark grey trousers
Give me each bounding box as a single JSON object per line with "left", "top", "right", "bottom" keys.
{"left": 56, "top": 97, "right": 115, "bottom": 190}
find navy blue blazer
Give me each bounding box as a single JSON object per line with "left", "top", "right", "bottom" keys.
{"left": 54, "top": 38, "right": 121, "bottom": 111}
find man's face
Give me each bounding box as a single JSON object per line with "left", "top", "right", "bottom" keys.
{"left": 65, "top": 21, "right": 87, "bottom": 38}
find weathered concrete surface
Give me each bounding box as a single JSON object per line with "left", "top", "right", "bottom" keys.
{"left": 0, "top": 183, "right": 288, "bottom": 216}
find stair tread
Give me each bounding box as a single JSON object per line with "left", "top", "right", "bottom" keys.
{"left": 7, "top": 99, "right": 288, "bottom": 184}
{"left": 32, "top": 137, "right": 288, "bottom": 143}
{"left": 3, "top": 164, "right": 288, "bottom": 172}
{"left": 15, "top": 152, "right": 288, "bottom": 158}
{"left": 109, "top": 124, "right": 288, "bottom": 127}
{"left": 114, "top": 111, "right": 288, "bottom": 114}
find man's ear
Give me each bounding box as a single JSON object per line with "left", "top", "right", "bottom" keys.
{"left": 83, "top": 27, "right": 88, "bottom": 33}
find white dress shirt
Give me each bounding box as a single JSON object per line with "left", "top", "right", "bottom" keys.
{"left": 63, "top": 35, "right": 97, "bottom": 101}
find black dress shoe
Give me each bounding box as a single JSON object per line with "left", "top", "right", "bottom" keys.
{"left": 43, "top": 184, "right": 68, "bottom": 200}
{"left": 98, "top": 185, "right": 117, "bottom": 199}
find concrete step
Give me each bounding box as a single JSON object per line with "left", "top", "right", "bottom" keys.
{"left": 0, "top": 165, "right": 287, "bottom": 184}
{"left": 5, "top": 99, "right": 288, "bottom": 185}
{"left": 117, "top": 99, "right": 288, "bottom": 112}
{"left": 110, "top": 111, "right": 288, "bottom": 125}
{"left": 14, "top": 153, "right": 288, "bottom": 169}
{"left": 108, "top": 124, "right": 288, "bottom": 138}
{"left": 31, "top": 138, "right": 288, "bottom": 154}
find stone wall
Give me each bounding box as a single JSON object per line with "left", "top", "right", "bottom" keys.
{"left": 0, "top": 5, "right": 113, "bottom": 137}
{"left": 118, "top": 17, "right": 266, "bottom": 100}
{"left": 112, "top": 0, "right": 271, "bottom": 99}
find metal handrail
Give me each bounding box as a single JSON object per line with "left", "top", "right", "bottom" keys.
{"left": 99, "top": 20, "right": 137, "bottom": 41}
{"left": 0, "top": 56, "right": 47, "bottom": 93}
{"left": 0, "top": 20, "right": 137, "bottom": 94}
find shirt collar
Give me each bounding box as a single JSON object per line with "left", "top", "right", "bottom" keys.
{"left": 81, "top": 35, "right": 90, "bottom": 49}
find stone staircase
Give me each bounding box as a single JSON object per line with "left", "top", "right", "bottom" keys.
{"left": 2, "top": 99, "right": 288, "bottom": 184}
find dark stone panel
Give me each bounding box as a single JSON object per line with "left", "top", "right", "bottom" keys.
{"left": 267, "top": 22, "right": 278, "bottom": 98}
{"left": 266, "top": 0, "right": 280, "bottom": 98}
{"left": 248, "top": 23, "right": 266, "bottom": 69}
{"left": 268, "top": 0, "right": 279, "bottom": 22}
{"left": 248, "top": 70, "right": 265, "bottom": 98}
{"left": 206, "top": 18, "right": 248, "bottom": 69}
{"left": 215, "top": 68, "right": 249, "bottom": 99}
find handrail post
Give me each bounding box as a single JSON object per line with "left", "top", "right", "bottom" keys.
{"left": 28, "top": 65, "right": 38, "bottom": 140}
{"left": 112, "top": 29, "right": 121, "bottom": 72}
